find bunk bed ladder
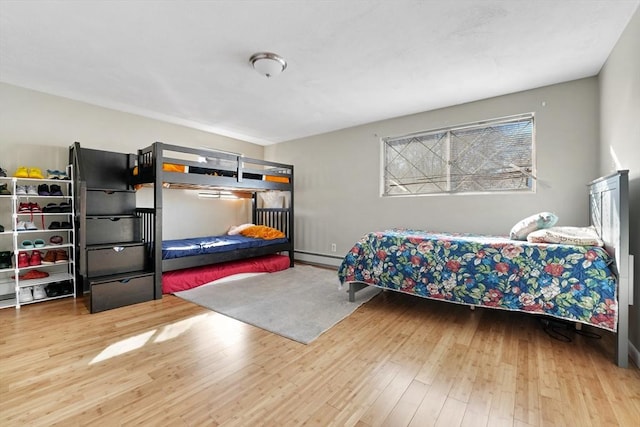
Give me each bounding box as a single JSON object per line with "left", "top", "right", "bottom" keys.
{"left": 70, "top": 142, "right": 158, "bottom": 312}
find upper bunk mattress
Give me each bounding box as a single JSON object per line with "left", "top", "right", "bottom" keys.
{"left": 338, "top": 229, "right": 617, "bottom": 331}
{"left": 163, "top": 234, "right": 289, "bottom": 260}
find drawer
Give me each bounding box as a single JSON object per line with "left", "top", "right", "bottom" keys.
{"left": 86, "top": 216, "right": 141, "bottom": 245}
{"left": 89, "top": 273, "right": 154, "bottom": 313}
{"left": 87, "top": 243, "right": 146, "bottom": 277}
{"left": 86, "top": 190, "right": 136, "bottom": 216}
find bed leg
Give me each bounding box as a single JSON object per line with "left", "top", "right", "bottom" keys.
{"left": 469, "top": 305, "right": 475, "bottom": 311}
{"left": 575, "top": 322, "right": 582, "bottom": 331}
{"left": 348, "top": 282, "right": 368, "bottom": 302}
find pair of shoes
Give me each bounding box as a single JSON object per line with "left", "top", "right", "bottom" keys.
{"left": 48, "top": 221, "right": 72, "bottom": 230}
{"left": 0, "top": 183, "right": 11, "bottom": 195}
{"left": 45, "top": 281, "right": 73, "bottom": 297}
{"left": 42, "top": 249, "right": 68, "bottom": 265}
{"left": 14, "top": 167, "right": 44, "bottom": 179}
{"left": 18, "top": 269, "right": 49, "bottom": 280}
{"left": 0, "top": 167, "right": 7, "bottom": 177}
{"left": 49, "top": 235, "right": 63, "bottom": 245}
{"left": 19, "top": 287, "right": 33, "bottom": 302}
{"left": 17, "top": 250, "right": 43, "bottom": 267}
{"left": 46, "top": 169, "right": 69, "bottom": 180}
{"left": 0, "top": 251, "right": 12, "bottom": 269}
{"left": 20, "top": 285, "right": 46, "bottom": 300}
{"left": 38, "top": 184, "right": 63, "bottom": 196}
{"left": 19, "top": 202, "right": 43, "bottom": 214}
{"left": 16, "top": 221, "right": 38, "bottom": 231}
{"left": 15, "top": 185, "right": 38, "bottom": 196}
{"left": 17, "top": 185, "right": 39, "bottom": 195}
{"left": 43, "top": 203, "right": 61, "bottom": 213}
{"left": 22, "top": 240, "right": 45, "bottom": 249}
{"left": 43, "top": 202, "right": 71, "bottom": 213}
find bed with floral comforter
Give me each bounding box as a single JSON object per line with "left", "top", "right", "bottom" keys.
{"left": 338, "top": 229, "right": 617, "bottom": 331}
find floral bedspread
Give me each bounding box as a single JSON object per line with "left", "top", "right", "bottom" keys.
{"left": 338, "top": 229, "right": 617, "bottom": 331}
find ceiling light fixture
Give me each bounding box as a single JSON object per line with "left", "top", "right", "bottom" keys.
{"left": 249, "top": 52, "right": 287, "bottom": 78}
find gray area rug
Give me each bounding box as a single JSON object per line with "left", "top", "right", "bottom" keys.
{"left": 174, "top": 265, "right": 380, "bottom": 344}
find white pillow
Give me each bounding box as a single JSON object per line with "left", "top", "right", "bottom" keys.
{"left": 227, "top": 223, "right": 255, "bottom": 235}
{"left": 527, "top": 226, "right": 604, "bottom": 246}
{"left": 509, "top": 212, "right": 558, "bottom": 240}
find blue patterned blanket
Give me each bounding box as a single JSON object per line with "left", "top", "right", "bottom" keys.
{"left": 338, "top": 229, "right": 617, "bottom": 331}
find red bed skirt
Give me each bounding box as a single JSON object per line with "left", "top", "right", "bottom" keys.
{"left": 162, "top": 254, "right": 291, "bottom": 294}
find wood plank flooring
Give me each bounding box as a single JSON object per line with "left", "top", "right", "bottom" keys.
{"left": 1, "top": 286, "right": 638, "bottom": 426}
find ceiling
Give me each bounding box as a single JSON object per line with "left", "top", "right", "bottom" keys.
{"left": 1, "top": 1, "right": 638, "bottom": 145}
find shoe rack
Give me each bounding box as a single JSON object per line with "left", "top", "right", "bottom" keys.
{"left": 0, "top": 167, "right": 76, "bottom": 309}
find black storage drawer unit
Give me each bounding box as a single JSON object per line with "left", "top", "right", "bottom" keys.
{"left": 87, "top": 243, "right": 146, "bottom": 277}
{"left": 86, "top": 190, "right": 136, "bottom": 216}
{"left": 86, "top": 216, "right": 141, "bottom": 245}
{"left": 89, "top": 273, "right": 154, "bottom": 313}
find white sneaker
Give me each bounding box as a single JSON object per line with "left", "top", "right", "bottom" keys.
{"left": 16, "top": 221, "right": 27, "bottom": 231}
{"left": 19, "top": 287, "right": 33, "bottom": 302}
{"left": 32, "top": 284, "right": 46, "bottom": 299}
{"left": 24, "top": 222, "right": 38, "bottom": 230}
{"left": 15, "top": 185, "right": 27, "bottom": 195}
{"left": 26, "top": 185, "right": 38, "bottom": 196}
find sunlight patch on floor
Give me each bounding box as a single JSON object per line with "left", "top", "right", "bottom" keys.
{"left": 90, "top": 330, "right": 156, "bottom": 365}
{"left": 154, "top": 313, "right": 209, "bottom": 343}
{"left": 90, "top": 313, "right": 212, "bottom": 364}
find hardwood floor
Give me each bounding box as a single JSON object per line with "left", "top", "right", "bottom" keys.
{"left": 1, "top": 288, "right": 638, "bottom": 426}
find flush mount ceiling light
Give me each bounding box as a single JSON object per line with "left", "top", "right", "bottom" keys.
{"left": 249, "top": 52, "right": 287, "bottom": 78}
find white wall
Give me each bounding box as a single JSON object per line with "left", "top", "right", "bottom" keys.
{"left": 599, "top": 6, "right": 640, "bottom": 365}
{"left": 0, "top": 83, "right": 261, "bottom": 238}
{"left": 266, "top": 78, "right": 600, "bottom": 265}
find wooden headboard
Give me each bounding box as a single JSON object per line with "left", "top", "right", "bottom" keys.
{"left": 589, "top": 170, "right": 630, "bottom": 368}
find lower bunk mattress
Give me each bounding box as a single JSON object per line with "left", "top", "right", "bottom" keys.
{"left": 162, "top": 234, "right": 289, "bottom": 260}
{"left": 163, "top": 254, "right": 291, "bottom": 294}
{"left": 338, "top": 229, "right": 618, "bottom": 331}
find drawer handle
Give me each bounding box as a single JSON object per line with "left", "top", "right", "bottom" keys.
{"left": 109, "top": 218, "right": 121, "bottom": 222}
{"left": 112, "top": 246, "right": 125, "bottom": 252}
{"left": 119, "top": 279, "right": 131, "bottom": 284}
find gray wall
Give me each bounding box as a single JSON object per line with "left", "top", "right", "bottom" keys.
{"left": 599, "top": 6, "right": 640, "bottom": 364}
{"left": 0, "top": 83, "right": 260, "bottom": 238}
{"left": 266, "top": 78, "right": 600, "bottom": 265}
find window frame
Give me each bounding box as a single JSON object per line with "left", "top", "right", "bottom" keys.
{"left": 380, "top": 113, "right": 536, "bottom": 197}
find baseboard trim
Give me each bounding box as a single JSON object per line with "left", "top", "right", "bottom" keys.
{"left": 629, "top": 340, "right": 640, "bottom": 369}
{"left": 294, "top": 251, "right": 342, "bottom": 268}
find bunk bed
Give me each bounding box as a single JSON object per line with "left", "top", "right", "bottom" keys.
{"left": 133, "top": 142, "right": 294, "bottom": 295}
{"left": 339, "top": 171, "right": 631, "bottom": 367}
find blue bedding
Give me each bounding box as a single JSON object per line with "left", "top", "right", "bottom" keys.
{"left": 162, "top": 234, "right": 289, "bottom": 260}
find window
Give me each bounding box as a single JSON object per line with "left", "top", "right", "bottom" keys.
{"left": 382, "top": 114, "right": 535, "bottom": 196}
